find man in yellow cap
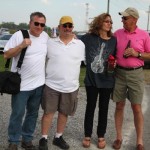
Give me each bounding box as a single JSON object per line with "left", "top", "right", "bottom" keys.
{"left": 38, "top": 16, "right": 85, "bottom": 150}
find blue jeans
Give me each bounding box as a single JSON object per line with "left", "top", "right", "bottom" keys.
{"left": 8, "top": 85, "right": 43, "bottom": 144}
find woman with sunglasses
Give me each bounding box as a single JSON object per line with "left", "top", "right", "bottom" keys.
{"left": 81, "top": 13, "right": 117, "bottom": 149}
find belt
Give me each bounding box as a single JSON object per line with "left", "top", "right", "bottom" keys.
{"left": 116, "top": 65, "right": 143, "bottom": 71}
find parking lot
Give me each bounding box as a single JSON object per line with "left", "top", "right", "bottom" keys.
{"left": 0, "top": 86, "right": 150, "bottom": 150}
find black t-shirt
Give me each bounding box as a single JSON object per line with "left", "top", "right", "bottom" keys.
{"left": 81, "top": 33, "right": 117, "bottom": 88}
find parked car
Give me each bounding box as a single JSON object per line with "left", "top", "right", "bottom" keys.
{"left": 143, "top": 32, "right": 150, "bottom": 69}
{"left": 75, "top": 32, "right": 87, "bottom": 67}
{"left": 0, "top": 28, "right": 10, "bottom": 35}
{"left": 76, "top": 31, "right": 87, "bottom": 39}
{"left": 0, "top": 34, "right": 12, "bottom": 54}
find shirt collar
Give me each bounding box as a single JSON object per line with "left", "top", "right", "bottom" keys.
{"left": 124, "top": 26, "right": 139, "bottom": 34}
{"left": 54, "top": 36, "right": 77, "bottom": 44}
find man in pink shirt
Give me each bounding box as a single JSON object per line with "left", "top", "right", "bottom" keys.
{"left": 112, "top": 7, "right": 150, "bottom": 150}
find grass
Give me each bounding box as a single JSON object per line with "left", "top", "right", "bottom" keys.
{"left": 79, "top": 67, "right": 86, "bottom": 87}
{"left": 0, "top": 54, "right": 6, "bottom": 71}
{"left": 79, "top": 68, "right": 150, "bottom": 86}
{"left": 78, "top": 67, "right": 150, "bottom": 86}
{"left": 0, "top": 54, "right": 11, "bottom": 71}
{"left": 1, "top": 54, "right": 150, "bottom": 86}
{"left": 0, "top": 54, "right": 86, "bottom": 86}
{"left": 144, "top": 69, "right": 150, "bottom": 85}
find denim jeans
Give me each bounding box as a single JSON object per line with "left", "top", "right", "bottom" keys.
{"left": 8, "top": 85, "right": 43, "bottom": 144}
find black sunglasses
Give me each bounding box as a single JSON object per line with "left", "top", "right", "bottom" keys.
{"left": 62, "top": 23, "right": 73, "bottom": 28}
{"left": 121, "top": 17, "right": 130, "bottom": 21}
{"left": 34, "top": 22, "right": 45, "bottom": 27}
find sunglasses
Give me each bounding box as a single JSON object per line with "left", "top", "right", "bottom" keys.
{"left": 62, "top": 23, "right": 73, "bottom": 28}
{"left": 104, "top": 20, "right": 113, "bottom": 24}
{"left": 34, "top": 22, "right": 45, "bottom": 27}
{"left": 121, "top": 17, "right": 130, "bottom": 21}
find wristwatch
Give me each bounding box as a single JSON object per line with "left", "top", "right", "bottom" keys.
{"left": 137, "top": 52, "right": 142, "bottom": 58}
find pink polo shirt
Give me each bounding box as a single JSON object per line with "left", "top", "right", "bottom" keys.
{"left": 114, "top": 27, "right": 150, "bottom": 67}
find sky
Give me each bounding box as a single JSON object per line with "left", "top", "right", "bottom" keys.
{"left": 0, "top": 0, "right": 150, "bottom": 32}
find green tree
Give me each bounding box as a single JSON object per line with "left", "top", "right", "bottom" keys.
{"left": 18, "top": 23, "right": 29, "bottom": 30}
{"left": 0, "top": 22, "right": 51, "bottom": 35}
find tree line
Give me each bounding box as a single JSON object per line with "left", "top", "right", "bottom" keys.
{"left": 0, "top": 22, "right": 51, "bottom": 35}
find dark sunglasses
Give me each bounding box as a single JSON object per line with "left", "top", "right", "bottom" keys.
{"left": 104, "top": 20, "right": 113, "bottom": 24}
{"left": 121, "top": 17, "right": 130, "bottom": 21}
{"left": 62, "top": 23, "right": 73, "bottom": 28}
{"left": 34, "top": 22, "right": 45, "bottom": 27}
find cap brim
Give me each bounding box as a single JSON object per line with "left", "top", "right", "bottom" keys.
{"left": 60, "top": 21, "right": 73, "bottom": 25}
{"left": 63, "top": 22, "right": 73, "bottom": 24}
{"left": 118, "top": 12, "right": 130, "bottom": 17}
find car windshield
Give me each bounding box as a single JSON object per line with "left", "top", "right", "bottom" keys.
{"left": 0, "top": 34, "right": 12, "bottom": 40}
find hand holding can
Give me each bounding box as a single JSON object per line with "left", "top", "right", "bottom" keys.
{"left": 107, "top": 55, "right": 115, "bottom": 73}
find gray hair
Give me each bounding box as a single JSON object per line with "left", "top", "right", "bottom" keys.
{"left": 30, "top": 12, "right": 46, "bottom": 21}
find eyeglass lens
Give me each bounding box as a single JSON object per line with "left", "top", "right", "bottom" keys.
{"left": 34, "top": 22, "right": 45, "bottom": 27}
{"left": 62, "top": 23, "right": 73, "bottom": 28}
{"left": 121, "top": 17, "right": 129, "bottom": 21}
{"left": 104, "top": 20, "right": 113, "bottom": 24}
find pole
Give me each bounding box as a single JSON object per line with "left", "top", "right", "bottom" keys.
{"left": 85, "top": 3, "right": 89, "bottom": 31}
{"left": 107, "top": 0, "right": 110, "bottom": 13}
{"left": 147, "top": 5, "right": 150, "bottom": 31}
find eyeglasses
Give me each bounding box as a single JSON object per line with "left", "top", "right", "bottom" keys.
{"left": 121, "top": 17, "right": 130, "bottom": 21}
{"left": 62, "top": 23, "right": 73, "bottom": 28}
{"left": 34, "top": 22, "right": 45, "bottom": 27}
{"left": 103, "top": 20, "right": 113, "bottom": 24}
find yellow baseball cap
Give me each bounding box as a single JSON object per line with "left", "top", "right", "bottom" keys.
{"left": 59, "top": 16, "right": 73, "bottom": 25}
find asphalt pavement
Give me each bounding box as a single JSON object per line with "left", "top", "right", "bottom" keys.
{"left": 0, "top": 86, "right": 150, "bottom": 150}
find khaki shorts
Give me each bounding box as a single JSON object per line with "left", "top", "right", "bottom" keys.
{"left": 41, "top": 85, "right": 79, "bottom": 116}
{"left": 113, "top": 68, "right": 144, "bottom": 104}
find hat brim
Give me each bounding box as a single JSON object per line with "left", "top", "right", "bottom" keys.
{"left": 61, "top": 22, "right": 73, "bottom": 25}
{"left": 119, "top": 12, "right": 130, "bottom": 17}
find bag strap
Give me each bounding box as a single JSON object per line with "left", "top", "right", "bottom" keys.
{"left": 5, "top": 29, "right": 29, "bottom": 70}
{"left": 17, "top": 30, "right": 29, "bottom": 68}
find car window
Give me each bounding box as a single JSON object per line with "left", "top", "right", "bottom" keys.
{"left": 76, "top": 32, "right": 87, "bottom": 39}
{"left": 0, "top": 34, "right": 12, "bottom": 40}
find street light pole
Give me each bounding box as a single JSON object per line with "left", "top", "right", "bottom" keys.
{"left": 107, "top": 0, "right": 110, "bottom": 13}
{"left": 147, "top": 5, "right": 150, "bottom": 32}
{"left": 85, "top": 3, "right": 89, "bottom": 31}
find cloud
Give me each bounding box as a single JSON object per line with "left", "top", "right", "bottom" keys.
{"left": 139, "top": 9, "right": 147, "bottom": 15}
{"left": 72, "top": 2, "right": 96, "bottom": 10}
{"left": 41, "top": 0, "right": 50, "bottom": 4}
{"left": 141, "top": 0, "right": 150, "bottom": 2}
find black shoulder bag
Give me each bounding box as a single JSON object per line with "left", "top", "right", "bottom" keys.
{"left": 0, "top": 30, "right": 29, "bottom": 95}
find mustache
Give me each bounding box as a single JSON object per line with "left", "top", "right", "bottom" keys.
{"left": 63, "top": 31, "right": 74, "bottom": 35}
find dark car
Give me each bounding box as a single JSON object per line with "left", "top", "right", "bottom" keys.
{"left": 76, "top": 32, "right": 87, "bottom": 39}
{"left": 144, "top": 60, "right": 150, "bottom": 69}
{"left": 143, "top": 32, "right": 150, "bottom": 69}
{"left": 144, "top": 32, "right": 150, "bottom": 69}
{"left": 76, "top": 32, "right": 87, "bottom": 67}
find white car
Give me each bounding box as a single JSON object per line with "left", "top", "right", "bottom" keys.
{"left": 0, "top": 34, "right": 12, "bottom": 54}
